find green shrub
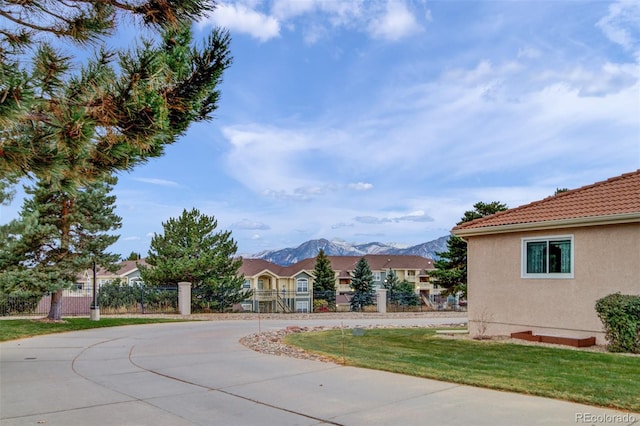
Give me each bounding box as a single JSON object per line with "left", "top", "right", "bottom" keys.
{"left": 313, "top": 299, "right": 329, "bottom": 312}
{"left": 595, "top": 293, "right": 640, "bottom": 353}
{"left": 0, "top": 292, "right": 42, "bottom": 316}
{"left": 98, "top": 281, "right": 139, "bottom": 312}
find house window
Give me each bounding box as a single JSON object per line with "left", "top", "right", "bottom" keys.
{"left": 296, "top": 301, "right": 309, "bottom": 313}
{"left": 407, "top": 270, "right": 416, "bottom": 277}
{"left": 257, "top": 279, "right": 264, "bottom": 290}
{"left": 373, "top": 272, "right": 381, "bottom": 282}
{"left": 339, "top": 278, "right": 350, "bottom": 285}
{"left": 522, "top": 235, "right": 574, "bottom": 278}
{"left": 243, "top": 279, "right": 251, "bottom": 289}
{"left": 296, "top": 278, "right": 308, "bottom": 293}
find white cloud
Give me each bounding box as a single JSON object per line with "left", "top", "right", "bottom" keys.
{"left": 203, "top": 0, "right": 425, "bottom": 44}
{"left": 396, "top": 211, "right": 434, "bottom": 223}
{"left": 368, "top": 0, "right": 422, "bottom": 41}
{"left": 347, "top": 182, "right": 374, "bottom": 191}
{"left": 354, "top": 211, "right": 434, "bottom": 225}
{"left": 597, "top": 1, "right": 640, "bottom": 54}
{"left": 232, "top": 219, "right": 271, "bottom": 230}
{"left": 355, "top": 216, "right": 390, "bottom": 225}
{"left": 204, "top": 2, "right": 280, "bottom": 42}
{"left": 331, "top": 222, "right": 354, "bottom": 229}
{"left": 271, "top": 0, "right": 317, "bottom": 20}
{"left": 517, "top": 47, "right": 541, "bottom": 59}
{"left": 133, "top": 178, "right": 180, "bottom": 187}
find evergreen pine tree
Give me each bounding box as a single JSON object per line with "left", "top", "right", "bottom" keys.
{"left": 396, "top": 280, "right": 420, "bottom": 306}
{"left": 312, "top": 249, "right": 336, "bottom": 310}
{"left": 0, "top": 1, "right": 232, "bottom": 190}
{"left": 0, "top": 176, "right": 122, "bottom": 319}
{"left": 350, "top": 257, "right": 374, "bottom": 312}
{"left": 126, "top": 252, "right": 142, "bottom": 261}
{"left": 140, "top": 208, "right": 248, "bottom": 312}
{"left": 383, "top": 269, "right": 400, "bottom": 304}
{"left": 431, "top": 201, "right": 508, "bottom": 299}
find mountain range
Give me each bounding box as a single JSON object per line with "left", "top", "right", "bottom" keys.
{"left": 249, "top": 236, "right": 450, "bottom": 266}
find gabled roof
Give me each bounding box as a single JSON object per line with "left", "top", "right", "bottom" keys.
{"left": 240, "top": 254, "right": 435, "bottom": 278}
{"left": 77, "top": 259, "right": 147, "bottom": 281}
{"left": 453, "top": 170, "right": 640, "bottom": 237}
{"left": 238, "top": 258, "right": 288, "bottom": 277}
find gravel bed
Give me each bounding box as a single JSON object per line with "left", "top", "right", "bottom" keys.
{"left": 239, "top": 322, "right": 467, "bottom": 362}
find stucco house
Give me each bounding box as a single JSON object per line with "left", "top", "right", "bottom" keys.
{"left": 74, "top": 260, "right": 147, "bottom": 296}
{"left": 238, "top": 255, "right": 437, "bottom": 313}
{"left": 452, "top": 170, "right": 640, "bottom": 344}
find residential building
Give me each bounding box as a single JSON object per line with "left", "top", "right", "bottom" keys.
{"left": 238, "top": 255, "right": 437, "bottom": 313}
{"left": 74, "top": 260, "right": 147, "bottom": 296}
{"left": 452, "top": 170, "right": 640, "bottom": 344}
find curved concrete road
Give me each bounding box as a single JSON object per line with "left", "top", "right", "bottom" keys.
{"left": 1, "top": 317, "right": 636, "bottom": 426}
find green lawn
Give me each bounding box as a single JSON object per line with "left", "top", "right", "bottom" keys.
{"left": 285, "top": 328, "right": 640, "bottom": 412}
{"left": 0, "top": 317, "right": 188, "bottom": 342}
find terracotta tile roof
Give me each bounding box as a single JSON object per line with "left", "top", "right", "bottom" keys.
{"left": 454, "top": 170, "right": 640, "bottom": 233}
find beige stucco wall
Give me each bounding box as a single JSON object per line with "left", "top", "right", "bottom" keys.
{"left": 466, "top": 222, "right": 640, "bottom": 344}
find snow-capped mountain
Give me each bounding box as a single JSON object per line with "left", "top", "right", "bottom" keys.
{"left": 249, "top": 236, "right": 449, "bottom": 266}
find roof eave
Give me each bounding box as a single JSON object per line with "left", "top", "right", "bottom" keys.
{"left": 452, "top": 212, "right": 640, "bottom": 238}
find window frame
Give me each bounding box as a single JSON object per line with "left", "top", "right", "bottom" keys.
{"left": 295, "top": 301, "right": 309, "bottom": 313}
{"left": 296, "top": 278, "right": 309, "bottom": 293}
{"left": 521, "top": 234, "right": 574, "bottom": 279}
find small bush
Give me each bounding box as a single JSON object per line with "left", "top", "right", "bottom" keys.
{"left": 595, "top": 293, "right": 640, "bottom": 353}
{"left": 0, "top": 292, "right": 42, "bottom": 316}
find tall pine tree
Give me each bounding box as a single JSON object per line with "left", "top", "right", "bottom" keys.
{"left": 0, "top": 1, "right": 232, "bottom": 320}
{"left": 350, "top": 257, "right": 375, "bottom": 312}
{"left": 140, "top": 208, "right": 247, "bottom": 312}
{"left": 312, "top": 249, "right": 336, "bottom": 310}
{"left": 0, "top": 176, "right": 122, "bottom": 319}
{"left": 431, "top": 201, "right": 508, "bottom": 299}
{"left": 1, "top": 1, "right": 232, "bottom": 190}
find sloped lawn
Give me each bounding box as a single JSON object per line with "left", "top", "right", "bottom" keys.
{"left": 285, "top": 328, "right": 640, "bottom": 412}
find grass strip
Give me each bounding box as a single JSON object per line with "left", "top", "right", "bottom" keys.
{"left": 0, "top": 317, "right": 188, "bottom": 342}
{"left": 285, "top": 328, "right": 640, "bottom": 412}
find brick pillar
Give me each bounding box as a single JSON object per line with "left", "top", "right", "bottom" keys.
{"left": 376, "top": 288, "right": 387, "bottom": 313}
{"left": 178, "top": 282, "right": 192, "bottom": 316}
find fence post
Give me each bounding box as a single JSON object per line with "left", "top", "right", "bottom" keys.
{"left": 178, "top": 282, "right": 192, "bottom": 316}
{"left": 376, "top": 288, "right": 387, "bottom": 313}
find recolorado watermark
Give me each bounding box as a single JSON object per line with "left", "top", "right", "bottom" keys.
{"left": 575, "top": 412, "right": 637, "bottom": 424}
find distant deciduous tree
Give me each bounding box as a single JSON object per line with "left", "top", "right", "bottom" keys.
{"left": 431, "top": 201, "right": 508, "bottom": 299}
{"left": 350, "top": 257, "right": 375, "bottom": 312}
{"left": 139, "top": 208, "right": 248, "bottom": 312}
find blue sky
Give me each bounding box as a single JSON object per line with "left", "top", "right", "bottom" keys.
{"left": 2, "top": 0, "right": 640, "bottom": 257}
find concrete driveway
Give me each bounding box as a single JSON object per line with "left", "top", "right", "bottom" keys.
{"left": 0, "top": 316, "right": 636, "bottom": 426}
